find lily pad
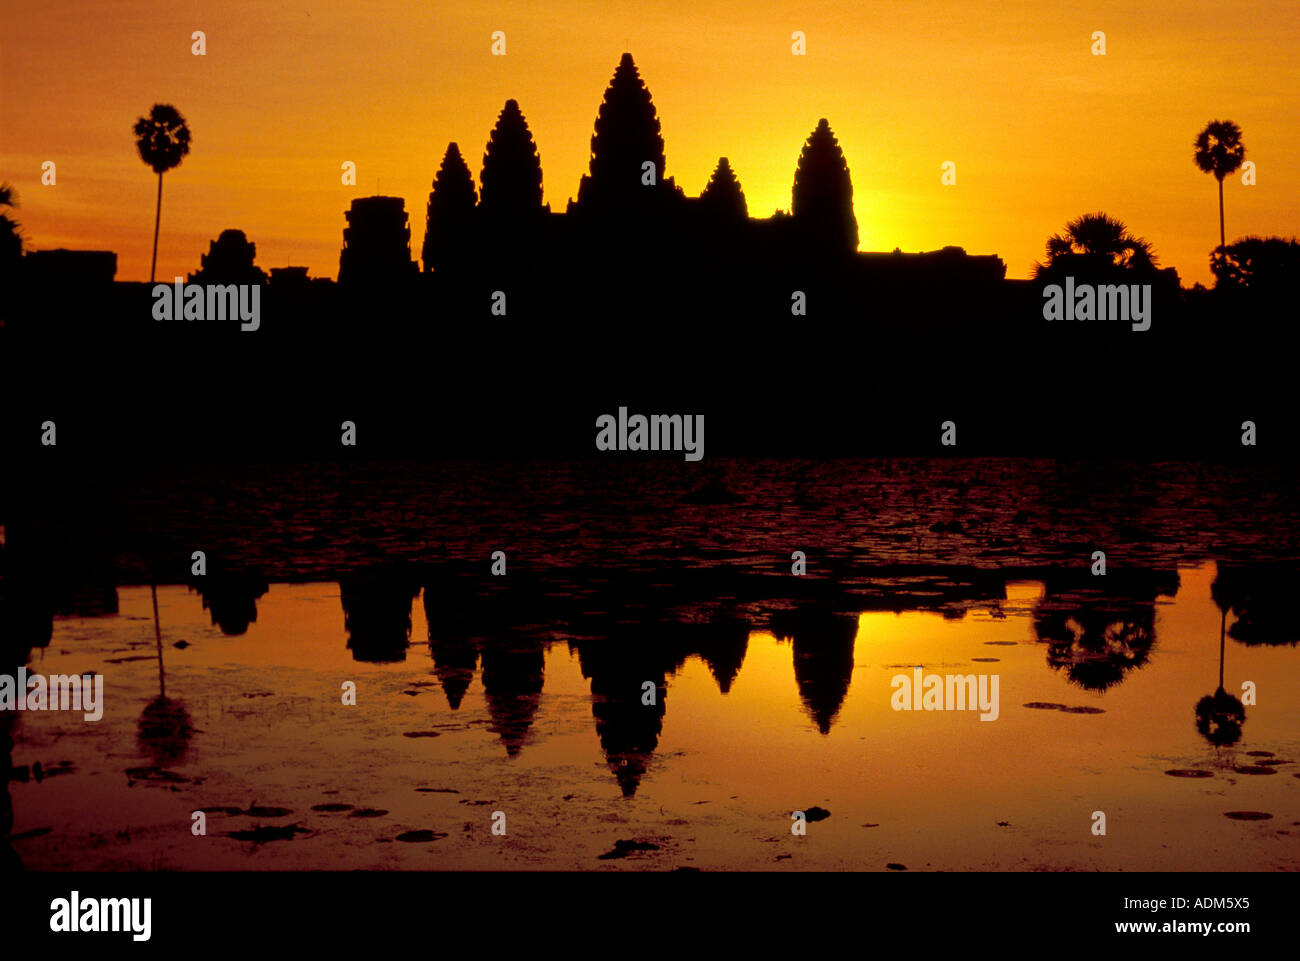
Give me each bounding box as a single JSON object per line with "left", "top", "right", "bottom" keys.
{"left": 227, "top": 823, "right": 309, "bottom": 842}
{"left": 396, "top": 830, "right": 448, "bottom": 843}
{"left": 597, "top": 839, "right": 660, "bottom": 860}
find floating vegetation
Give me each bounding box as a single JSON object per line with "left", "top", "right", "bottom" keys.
{"left": 395, "top": 830, "right": 448, "bottom": 843}
{"left": 597, "top": 839, "right": 660, "bottom": 860}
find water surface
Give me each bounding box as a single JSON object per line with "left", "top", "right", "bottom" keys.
{"left": 9, "top": 562, "right": 1298, "bottom": 870}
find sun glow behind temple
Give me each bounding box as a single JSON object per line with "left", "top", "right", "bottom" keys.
{"left": 2, "top": 0, "right": 1296, "bottom": 285}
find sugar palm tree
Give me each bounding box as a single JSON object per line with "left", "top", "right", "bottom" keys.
{"left": 1036, "top": 212, "right": 1156, "bottom": 274}
{"left": 133, "top": 104, "right": 192, "bottom": 282}
{"left": 1193, "top": 119, "right": 1245, "bottom": 251}
{"left": 1, "top": 182, "right": 23, "bottom": 270}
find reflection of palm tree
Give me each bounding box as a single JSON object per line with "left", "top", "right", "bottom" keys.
{"left": 133, "top": 104, "right": 192, "bottom": 283}
{"left": 138, "top": 582, "right": 192, "bottom": 765}
{"left": 1194, "top": 609, "right": 1245, "bottom": 746}
{"left": 1211, "top": 563, "right": 1300, "bottom": 647}
{"left": 1034, "top": 607, "right": 1156, "bottom": 691}
{"left": 137, "top": 696, "right": 193, "bottom": 766}
{"left": 1193, "top": 119, "right": 1246, "bottom": 250}
{"left": 1030, "top": 571, "right": 1176, "bottom": 691}
{"left": 1036, "top": 212, "right": 1156, "bottom": 275}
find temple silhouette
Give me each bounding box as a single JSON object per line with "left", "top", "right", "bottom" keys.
{"left": 5, "top": 53, "right": 1008, "bottom": 305}
{"left": 337, "top": 53, "right": 1005, "bottom": 293}
{"left": 6, "top": 50, "right": 1298, "bottom": 468}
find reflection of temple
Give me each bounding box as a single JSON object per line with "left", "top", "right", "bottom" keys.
{"left": 694, "top": 617, "right": 750, "bottom": 695}
{"left": 426, "top": 630, "right": 478, "bottom": 711}
{"left": 480, "top": 636, "right": 546, "bottom": 757}
{"left": 0, "top": 518, "right": 120, "bottom": 655}
{"left": 193, "top": 573, "right": 269, "bottom": 636}
{"left": 771, "top": 607, "right": 857, "bottom": 734}
{"left": 578, "top": 636, "right": 671, "bottom": 798}
{"left": 339, "top": 571, "right": 421, "bottom": 663}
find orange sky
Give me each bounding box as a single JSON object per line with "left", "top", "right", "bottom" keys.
{"left": 3, "top": 0, "right": 1297, "bottom": 285}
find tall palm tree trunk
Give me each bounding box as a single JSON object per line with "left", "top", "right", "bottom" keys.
{"left": 1216, "top": 608, "right": 1227, "bottom": 691}
{"left": 150, "top": 172, "right": 163, "bottom": 283}
{"left": 1211, "top": 176, "right": 1222, "bottom": 249}
{"left": 152, "top": 581, "right": 165, "bottom": 698}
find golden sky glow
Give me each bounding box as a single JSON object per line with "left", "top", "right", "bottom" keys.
{"left": 3, "top": 0, "right": 1297, "bottom": 284}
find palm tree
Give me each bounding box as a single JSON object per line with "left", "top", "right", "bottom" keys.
{"left": 133, "top": 104, "right": 192, "bottom": 283}
{"left": 1036, "top": 212, "right": 1156, "bottom": 275}
{"left": 1193, "top": 119, "right": 1245, "bottom": 250}
{"left": 1, "top": 182, "right": 23, "bottom": 273}
{"left": 0, "top": 182, "right": 23, "bottom": 312}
